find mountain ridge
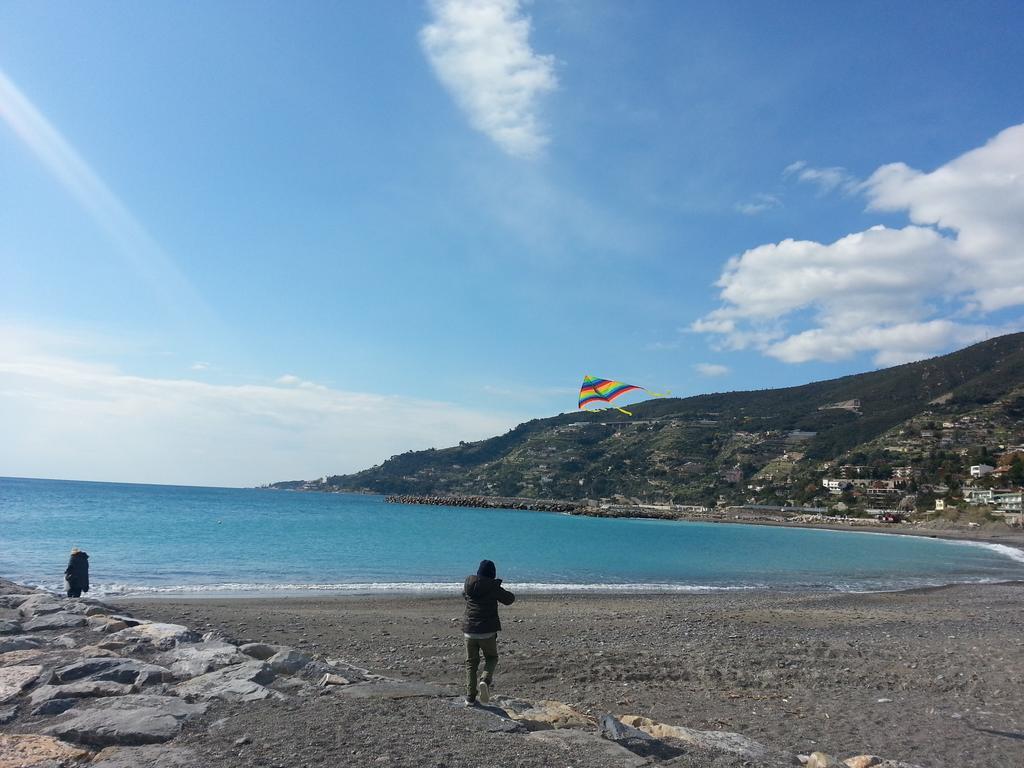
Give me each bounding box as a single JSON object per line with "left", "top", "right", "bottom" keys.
{"left": 269, "top": 333, "right": 1024, "bottom": 509}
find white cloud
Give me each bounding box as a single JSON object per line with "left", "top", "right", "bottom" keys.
{"left": 784, "top": 160, "right": 860, "bottom": 195}
{"left": 694, "top": 362, "right": 729, "bottom": 377}
{"left": 735, "top": 193, "right": 781, "bottom": 216}
{"left": 0, "top": 328, "right": 522, "bottom": 487}
{"left": 190, "top": 361, "right": 210, "bottom": 371}
{"left": 420, "top": 0, "right": 557, "bottom": 158}
{"left": 695, "top": 124, "right": 1024, "bottom": 365}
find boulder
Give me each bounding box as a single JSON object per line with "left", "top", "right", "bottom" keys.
{"left": 0, "top": 705, "right": 16, "bottom": 725}
{"left": 0, "top": 595, "right": 31, "bottom": 609}
{"left": 91, "top": 744, "right": 203, "bottom": 767}
{"left": 88, "top": 617, "right": 129, "bottom": 634}
{"left": 0, "top": 621, "right": 20, "bottom": 636}
{"left": 806, "top": 753, "right": 844, "bottom": 768}
{"left": 173, "top": 661, "right": 276, "bottom": 702}
{"left": 0, "top": 637, "right": 45, "bottom": 655}
{"left": 619, "top": 715, "right": 795, "bottom": 765}
{"left": 0, "top": 733, "right": 91, "bottom": 766}
{"left": 21, "top": 612, "right": 87, "bottom": 632}
{"left": 51, "top": 658, "right": 170, "bottom": 687}
{"left": 0, "top": 665, "right": 42, "bottom": 704}
{"left": 28, "top": 681, "right": 133, "bottom": 707}
{"left": 106, "top": 615, "right": 147, "bottom": 628}
{"left": 75, "top": 646, "right": 122, "bottom": 659}
{"left": 0, "top": 650, "right": 47, "bottom": 668}
{"left": 238, "top": 642, "right": 284, "bottom": 661}
{"left": 32, "top": 698, "right": 77, "bottom": 716}
{"left": 42, "top": 695, "right": 208, "bottom": 747}
{"left": 156, "top": 641, "right": 245, "bottom": 679}
{"left": 499, "top": 698, "right": 592, "bottom": 730}
{"left": 266, "top": 649, "right": 312, "bottom": 675}
{"left": 16, "top": 595, "right": 65, "bottom": 617}
{"left": 845, "top": 757, "right": 883, "bottom": 768}
{"left": 105, "top": 623, "right": 198, "bottom": 650}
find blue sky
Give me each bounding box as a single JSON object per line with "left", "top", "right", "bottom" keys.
{"left": 2, "top": 1, "right": 1023, "bottom": 485}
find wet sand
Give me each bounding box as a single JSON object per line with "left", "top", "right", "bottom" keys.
{"left": 123, "top": 582, "right": 1024, "bottom": 767}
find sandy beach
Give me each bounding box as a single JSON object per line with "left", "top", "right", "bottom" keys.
{"left": 117, "top": 582, "right": 1024, "bottom": 767}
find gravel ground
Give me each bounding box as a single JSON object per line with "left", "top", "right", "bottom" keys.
{"left": 124, "top": 582, "right": 1024, "bottom": 768}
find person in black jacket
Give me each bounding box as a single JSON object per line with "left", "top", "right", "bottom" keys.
{"left": 64, "top": 547, "right": 90, "bottom": 598}
{"left": 462, "top": 559, "right": 515, "bottom": 705}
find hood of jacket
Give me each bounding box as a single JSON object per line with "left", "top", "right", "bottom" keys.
{"left": 464, "top": 574, "right": 500, "bottom": 598}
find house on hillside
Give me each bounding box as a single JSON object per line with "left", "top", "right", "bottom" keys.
{"left": 970, "top": 464, "right": 995, "bottom": 478}
{"left": 994, "top": 490, "right": 1023, "bottom": 512}
{"left": 963, "top": 487, "right": 995, "bottom": 505}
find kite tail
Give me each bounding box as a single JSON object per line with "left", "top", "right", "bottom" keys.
{"left": 642, "top": 389, "right": 671, "bottom": 398}
{"left": 615, "top": 407, "right": 633, "bottom": 416}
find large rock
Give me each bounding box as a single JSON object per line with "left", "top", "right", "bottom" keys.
{"left": 31, "top": 698, "right": 77, "bottom": 716}
{"left": 28, "top": 681, "right": 133, "bottom": 707}
{"left": 91, "top": 744, "right": 203, "bottom": 767}
{"left": 0, "top": 733, "right": 91, "bottom": 766}
{"left": 51, "top": 658, "right": 170, "bottom": 686}
{"left": 173, "top": 660, "right": 276, "bottom": 702}
{"left": 266, "top": 649, "right": 311, "bottom": 675}
{"left": 88, "top": 617, "right": 129, "bottom": 634}
{"left": 499, "top": 698, "right": 592, "bottom": 730}
{"left": 156, "top": 641, "right": 245, "bottom": 679}
{"left": 0, "top": 665, "right": 42, "bottom": 704}
{"left": 43, "top": 695, "right": 208, "bottom": 747}
{"left": 16, "top": 595, "right": 65, "bottom": 617}
{"left": 21, "top": 612, "right": 87, "bottom": 632}
{"left": 620, "top": 715, "right": 795, "bottom": 764}
{"left": 238, "top": 642, "right": 285, "bottom": 661}
{"left": 0, "top": 705, "right": 17, "bottom": 725}
{"left": 106, "top": 623, "right": 198, "bottom": 650}
{"left": 842, "top": 756, "right": 881, "bottom": 768}
{"left": 0, "top": 621, "right": 20, "bottom": 636}
{"left": 0, "top": 638, "right": 45, "bottom": 655}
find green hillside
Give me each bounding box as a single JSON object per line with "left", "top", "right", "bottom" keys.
{"left": 270, "top": 333, "right": 1024, "bottom": 507}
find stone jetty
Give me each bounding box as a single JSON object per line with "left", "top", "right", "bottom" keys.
{"left": 0, "top": 577, "right": 925, "bottom": 767}
{"left": 385, "top": 494, "right": 583, "bottom": 513}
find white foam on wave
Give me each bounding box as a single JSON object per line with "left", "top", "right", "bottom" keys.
{"left": 952, "top": 539, "right": 1024, "bottom": 566}
{"left": 88, "top": 581, "right": 767, "bottom": 597}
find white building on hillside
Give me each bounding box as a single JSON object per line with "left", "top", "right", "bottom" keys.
{"left": 970, "top": 464, "right": 995, "bottom": 477}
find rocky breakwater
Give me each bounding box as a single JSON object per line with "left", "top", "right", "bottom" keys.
{"left": 386, "top": 494, "right": 582, "bottom": 513}
{"left": 0, "top": 578, "right": 376, "bottom": 767}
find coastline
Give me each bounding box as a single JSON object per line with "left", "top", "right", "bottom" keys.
{"left": 384, "top": 492, "right": 1024, "bottom": 550}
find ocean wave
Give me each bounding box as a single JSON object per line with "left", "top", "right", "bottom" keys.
{"left": 43, "top": 575, "right": 1022, "bottom": 597}
{"left": 89, "top": 581, "right": 767, "bottom": 597}
{"left": 951, "top": 540, "right": 1024, "bottom": 565}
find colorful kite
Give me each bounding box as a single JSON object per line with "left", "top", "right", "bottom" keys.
{"left": 578, "top": 375, "right": 669, "bottom": 416}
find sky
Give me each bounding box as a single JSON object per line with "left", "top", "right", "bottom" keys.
{"left": 2, "top": 0, "right": 1023, "bottom": 486}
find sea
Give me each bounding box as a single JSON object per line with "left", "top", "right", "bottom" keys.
{"left": 2, "top": 476, "right": 1023, "bottom": 596}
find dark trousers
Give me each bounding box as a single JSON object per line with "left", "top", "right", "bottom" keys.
{"left": 66, "top": 578, "right": 82, "bottom": 598}
{"left": 465, "top": 635, "right": 498, "bottom": 699}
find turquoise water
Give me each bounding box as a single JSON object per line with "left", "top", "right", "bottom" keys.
{"left": 2, "top": 476, "right": 1023, "bottom": 595}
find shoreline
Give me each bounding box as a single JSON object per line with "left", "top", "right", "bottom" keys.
{"left": 116, "top": 577, "right": 1024, "bottom": 602}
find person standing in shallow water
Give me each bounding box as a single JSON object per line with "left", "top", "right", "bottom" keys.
{"left": 64, "top": 547, "right": 89, "bottom": 598}
{"left": 462, "top": 559, "right": 515, "bottom": 705}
